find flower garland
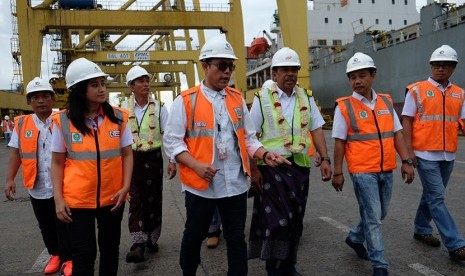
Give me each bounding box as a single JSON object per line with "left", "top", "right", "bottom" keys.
{"left": 128, "top": 94, "right": 156, "bottom": 151}
{"left": 270, "top": 83, "right": 309, "bottom": 153}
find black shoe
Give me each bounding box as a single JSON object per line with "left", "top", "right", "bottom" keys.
{"left": 345, "top": 237, "right": 369, "bottom": 260}
{"left": 146, "top": 241, "right": 159, "bottom": 253}
{"left": 126, "top": 244, "right": 145, "bottom": 263}
{"left": 449, "top": 246, "right": 465, "bottom": 261}
{"left": 373, "top": 267, "right": 388, "bottom": 276}
{"left": 413, "top": 233, "right": 441, "bottom": 247}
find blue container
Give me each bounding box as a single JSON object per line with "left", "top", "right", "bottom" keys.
{"left": 60, "top": 0, "right": 95, "bottom": 9}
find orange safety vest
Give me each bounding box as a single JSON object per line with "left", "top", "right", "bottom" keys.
{"left": 406, "top": 81, "right": 464, "bottom": 152}
{"left": 53, "top": 107, "right": 128, "bottom": 209}
{"left": 2, "top": 119, "right": 13, "bottom": 132}
{"left": 179, "top": 85, "right": 250, "bottom": 190}
{"left": 337, "top": 94, "right": 396, "bottom": 173}
{"left": 14, "top": 115, "right": 51, "bottom": 189}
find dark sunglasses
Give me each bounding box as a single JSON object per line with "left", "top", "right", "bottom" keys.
{"left": 208, "top": 61, "right": 236, "bottom": 72}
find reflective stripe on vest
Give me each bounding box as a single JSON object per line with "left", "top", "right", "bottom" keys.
{"left": 258, "top": 86, "right": 312, "bottom": 167}
{"left": 407, "top": 81, "right": 464, "bottom": 152}
{"left": 337, "top": 94, "right": 396, "bottom": 173}
{"left": 344, "top": 95, "right": 394, "bottom": 142}
{"left": 179, "top": 85, "right": 250, "bottom": 190}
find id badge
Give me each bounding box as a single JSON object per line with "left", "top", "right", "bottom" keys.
{"left": 217, "top": 141, "right": 228, "bottom": 160}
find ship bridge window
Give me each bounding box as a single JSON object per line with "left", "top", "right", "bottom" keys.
{"left": 360, "top": 19, "right": 364, "bottom": 24}
{"left": 376, "top": 19, "right": 379, "bottom": 24}
{"left": 404, "top": 19, "right": 407, "bottom": 25}
{"left": 389, "top": 19, "right": 392, "bottom": 25}
{"left": 317, "top": 40, "right": 327, "bottom": 46}
{"left": 325, "top": 17, "right": 328, "bottom": 23}
{"left": 405, "top": 0, "right": 408, "bottom": 4}
{"left": 339, "top": 18, "right": 342, "bottom": 24}
{"left": 333, "top": 40, "right": 342, "bottom": 46}
{"left": 392, "top": 0, "right": 395, "bottom": 4}
{"left": 358, "top": 0, "right": 361, "bottom": 3}
{"left": 372, "top": 0, "right": 375, "bottom": 3}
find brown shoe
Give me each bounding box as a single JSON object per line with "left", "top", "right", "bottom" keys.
{"left": 449, "top": 246, "right": 465, "bottom": 261}
{"left": 413, "top": 234, "right": 441, "bottom": 247}
{"left": 206, "top": 236, "right": 219, "bottom": 248}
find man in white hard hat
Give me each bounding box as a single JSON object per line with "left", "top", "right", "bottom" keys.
{"left": 332, "top": 53, "right": 414, "bottom": 276}
{"left": 402, "top": 45, "right": 465, "bottom": 261}
{"left": 4, "top": 77, "right": 72, "bottom": 275}
{"left": 1, "top": 115, "right": 14, "bottom": 144}
{"left": 123, "top": 65, "right": 176, "bottom": 263}
{"left": 247, "top": 47, "right": 331, "bottom": 275}
{"left": 163, "top": 36, "right": 290, "bottom": 276}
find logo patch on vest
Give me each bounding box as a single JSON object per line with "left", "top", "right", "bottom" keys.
{"left": 109, "top": 130, "right": 120, "bottom": 138}
{"left": 71, "top": 133, "right": 83, "bottom": 143}
{"left": 426, "top": 90, "right": 435, "bottom": 97}
{"left": 24, "top": 130, "right": 33, "bottom": 138}
{"left": 234, "top": 107, "right": 243, "bottom": 119}
{"left": 359, "top": 110, "right": 368, "bottom": 119}
{"left": 450, "top": 92, "right": 461, "bottom": 99}
{"left": 376, "top": 109, "right": 390, "bottom": 116}
{"left": 194, "top": 121, "right": 207, "bottom": 127}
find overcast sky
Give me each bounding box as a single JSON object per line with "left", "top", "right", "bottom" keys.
{"left": 0, "top": 0, "right": 464, "bottom": 90}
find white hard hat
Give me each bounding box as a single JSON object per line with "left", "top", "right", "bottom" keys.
{"left": 26, "top": 77, "right": 54, "bottom": 95}
{"left": 262, "top": 79, "right": 275, "bottom": 90}
{"left": 126, "top": 65, "right": 151, "bottom": 86}
{"left": 199, "top": 36, "right": 237, "bottom": 61}
{"left": 346, "top": 52, "right": 376, "bottom": 74}
{"left": 65, "top": 58, "right": 108, "bottom": 89}
{"left": 4, "top": 115, "right": 9, "bottom": 120}
{"left": 429, "top": 45, "right": 458, "bottom": 63}
{"left": 271, "top": 47, "right": 301, "bottom": 68}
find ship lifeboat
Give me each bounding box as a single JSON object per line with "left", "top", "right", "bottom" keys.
{"left": 249, "top": 37, "right": 269, "bottom": 57}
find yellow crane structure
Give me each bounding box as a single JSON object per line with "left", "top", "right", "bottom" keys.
{"left": 6, "top": 0, "right": 247, "bottom": 109}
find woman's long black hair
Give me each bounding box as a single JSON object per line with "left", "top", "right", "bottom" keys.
{"left": 66, "top": 79, "right": 121, "bottom": 136}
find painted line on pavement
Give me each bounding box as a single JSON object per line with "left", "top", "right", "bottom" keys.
{"left": 408, "top": 263, "right": 444, "bottom": 276}
{"left": 25, "top": 248, "right": 48, "bottom": 273}
{"left": 454, "top": 160, "right": 465, "bottom": 164}
{"left": 319, "top": 216, "right": 351, "bottom": 233}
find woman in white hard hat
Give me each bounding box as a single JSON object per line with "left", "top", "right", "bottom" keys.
{"left": 332, "top": 52, "right": 414, "bottom": 276}
{"left": 50, "top": 58, "right": 134, "bottom": 275}
{"left": 402, "top": 45, "right": 465, "bottom": 261}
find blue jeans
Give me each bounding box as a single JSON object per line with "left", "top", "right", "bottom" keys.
{"left": 348, "top": 172, "right": 393, "bottom": 269}
{"left": 180, "top": 191, "right": 247, "bottom": 276}
{"left": 414, "top": 157, "right": 465, "bottom": 251}
{"left": 4, "top": 132, "right": 11, "bottom": 144}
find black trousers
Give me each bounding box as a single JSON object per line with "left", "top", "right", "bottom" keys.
{"left": 180, "top": 191, "right": 248, "bottom": 276}
{"left": 68, "top": 204, "right": 125, "bottom": 276}
{"left": 30, "top": 196, "right": 71, "bottom": 261}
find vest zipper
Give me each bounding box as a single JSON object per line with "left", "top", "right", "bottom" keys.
{"left": 94, "top": 128, "right": 101, "bottom": 209}
{"left": 372, "top": 110, "right": 384, "bottom": 172}
{"left": 442, "top": 93, "right": 446, "bottom": 151}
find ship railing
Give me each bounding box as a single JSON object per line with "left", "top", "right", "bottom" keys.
{"left": 96, "top": 1, "right": 230, "bottom": 12}
{"left": 432, "top": 5, "right": 465, "bottom": 31}
{"left": 367, "top": 24, "right": 420, "bottom": 52}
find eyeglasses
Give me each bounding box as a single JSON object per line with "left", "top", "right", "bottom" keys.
{"left": 30, "top": 94, "right": 52, "bottom": 102}
{"left": 208, "top": 61, "right": 236, "bottom": 72}
{"left": 431, "top": 62, "right": 455, "bottom": 69}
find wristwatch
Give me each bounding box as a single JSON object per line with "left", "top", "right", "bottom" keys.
{"left": 402, "top": 158, "right": 413, "bottom": 166}
{"left": 321, "top": 156, "right": 331, "bottom": 165}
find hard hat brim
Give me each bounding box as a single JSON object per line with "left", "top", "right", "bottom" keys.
{"left": 199, "top": 54, "right": 238, "bottom": 61}
{"left": 346, "top": 65, "right": 377, "bottom": 74}
{"left": 67, "top": 72, "right": 109, "bottom": 89}
{"left": 271, "top": 61, "right": 301, "bottom": 68}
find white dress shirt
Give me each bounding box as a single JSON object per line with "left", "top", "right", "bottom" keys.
{"left": 9, "top": 114, "right": 54, "bottom": 199}
{"left": 332, "top": 90, "right": 403, "bottom": 140}
{"left": 249, "top": 85, "right": 326, "bottom": 134}
{"left": 401, "top": 77, "right": 465, "bottom": 161}
{"left": 163, "top": 82, "right": 263, "bottom": 199}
